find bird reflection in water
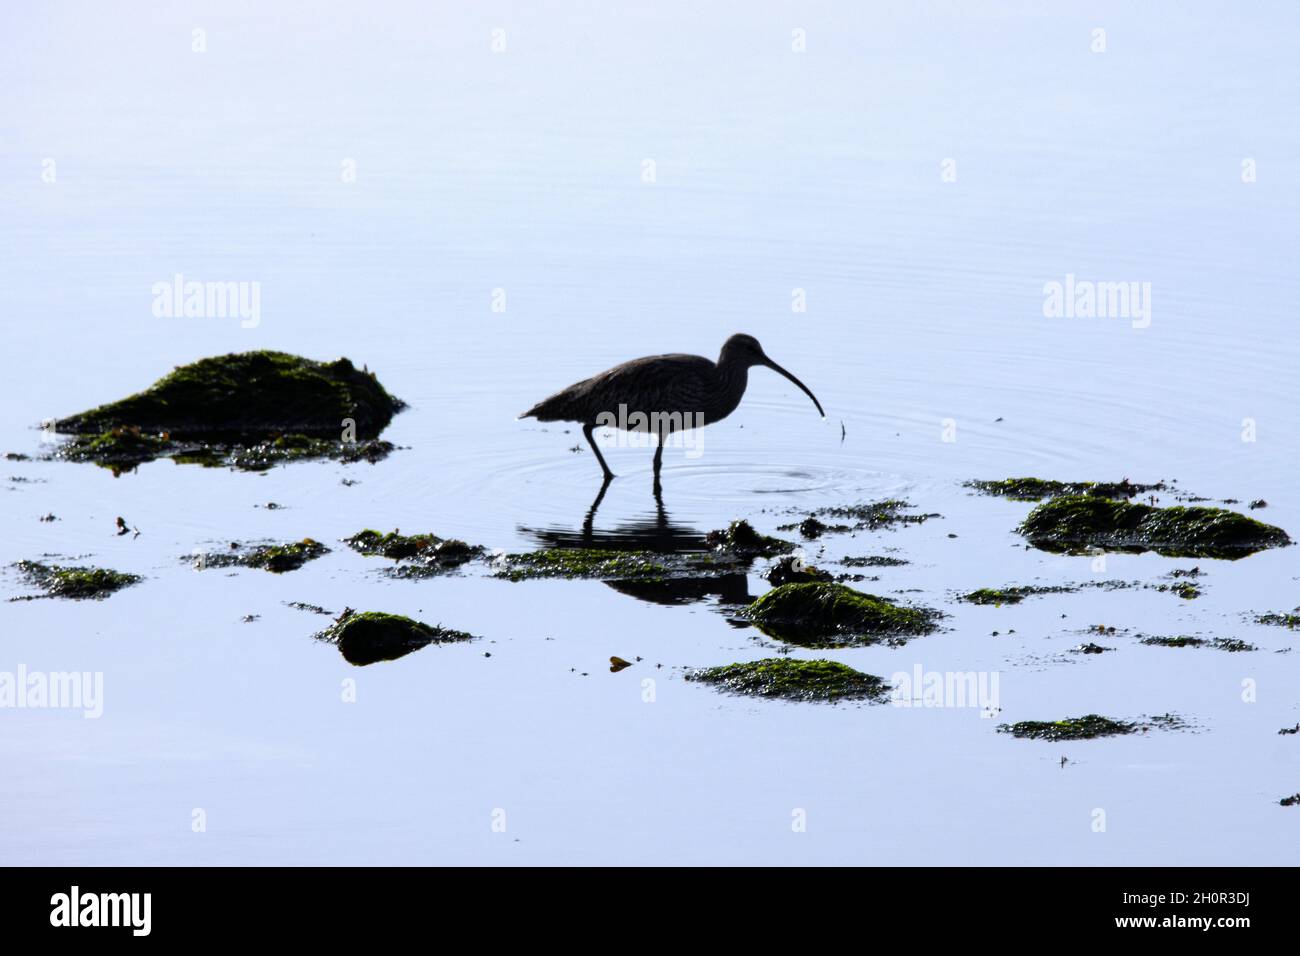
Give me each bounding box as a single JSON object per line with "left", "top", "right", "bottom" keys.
{"left": 518, "top": 482, "right": 755, "bottom": 607}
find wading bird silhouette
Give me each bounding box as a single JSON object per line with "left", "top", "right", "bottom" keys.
{"left": 520, "top": 334, "right": 825, "bottom": 490}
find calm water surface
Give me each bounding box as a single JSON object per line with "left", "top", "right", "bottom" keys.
{"left": 2, "top": 2, "right": 1298, "bottom": 863}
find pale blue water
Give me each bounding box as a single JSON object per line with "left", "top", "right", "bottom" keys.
{"left": 1, "top": 1, "right": 1298, "bottom": 864}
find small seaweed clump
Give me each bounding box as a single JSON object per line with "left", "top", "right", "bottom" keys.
{"left": 782, "top": 499, "right": 936, "bottom": 536}
{"left": 686, "top": 658, "right": 888, "bottom": 703}
{"left": 15, "top": 560, "right": 141, "bottom": 599}
{"left": 1256, "top": 611, "right": 1300, "bottom": 629}
{"left": 706, "top": 520, "right": 795, "bottom": 558}
{"left": 764, "top": 556, "right": 833, "bottom": 587}
{"left": 745, "top": 582, "right": 938, "bottom": 647}
{"left": 190, "top": 539, "right": 329, "bottom": 574}
{"left": 841, "top": 555, "right": 908, "bottom": 568}
{"left": 960, "top": 584, "right": 1075, "bottom": 606}
{"left": 53, "top": 352, "right": 402, "bottom": 471}
{"left": 346, "top": 529, "right": 484, "bottom": 575}
{"left": 494, "top": 548, "right": 671, "bottom": 581}
{"left": 969, "top": 477, "right": 1165, "bottom": 501}
{"left": 1140, "top": 636, "right": 1255, "bottom": 652}
{"left": 316, "top": 610, "right": 475, "bottom": 666}
{"left": 1018, "top": 495, "right": 1290, "bottom": 559}
{"left": 1280, "top": 794, "right": 1300, "bottom": 807}
{"left": 998, "top": 713, "right": 1183, "bottom": 741}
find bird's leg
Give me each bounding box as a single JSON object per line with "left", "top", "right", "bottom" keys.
{"left": 583, "top": 423, "right": 615, "bottom": 480}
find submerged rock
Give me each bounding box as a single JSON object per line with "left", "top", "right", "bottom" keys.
{"left": 744, "top": 582, "right": 938, "bottom": 647}
{"left": 14, "top": 560, "right": 141, "bottom": 599}
{"left": 1018, "top": 495, "right": 1290, "bottom": 559}
{"left": 52, "top": 352, "right": 402, "bottom": 471}
{"left": 998, "top": 713, "right": 1184, "bottom": 741}
{"left": 706, "top": 520, "right": 795, "bottom": 558}
{"left": 969, "top": 477, "right": 1165, "bottom": 501}
{"left": 190, "top": 538, "right": 329, "bottom": 574}
{"left": 316, "top": 610, "right": 475, "bottom": 666}
{"left": 345, "top": 529, "right": 484, "bottom": 576}
{"left": 686, "top": 658, "right": 888, "bottom": 702}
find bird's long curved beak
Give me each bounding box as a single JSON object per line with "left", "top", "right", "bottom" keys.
{"left": 763, "top": 357, "right": 825, "bottom": 418}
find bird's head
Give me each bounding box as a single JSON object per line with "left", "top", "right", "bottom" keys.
{"left": 720, "top": 333, "right": 825, "bottom": 418}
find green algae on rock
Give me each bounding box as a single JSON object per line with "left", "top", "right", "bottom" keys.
{"left": 745, "top": 582, "right": 938, "bottom": 647}
{"left": 316, "top": 610, "right": 475, "bottom": 666}
{"left": 346, "top": 529, "right": 484, "bottom": 575}
{"left": 58, "top": 351, "right": 402, "bottom": 439}
{"left": 1017, "top": 494, "right": 1290, "bottom": 558}
{"left": 841, "top": 555, "right": 909, "bottom": 568}
{"left": 782, "top": 499, "right": 936, "bottom": 536}
{"left": 705, "top": 520, "right": 795, "bottom": 557}
{"left": 686, "top": 658, "right": 888, "bottom": 703}
{"left": 52, "top": 352, "right": 402, "bottom": 471}
{"left": 190, "top": 538, "right": 329, "bottom": 574}
{"left": 998, "top": 713, "right": 1184, "bottom": 741}
{"left": 969, "top": 477, "right": 1165, "bottom": 501}
{"left": 15, "top": 560, "right": 141, "bottom": 599}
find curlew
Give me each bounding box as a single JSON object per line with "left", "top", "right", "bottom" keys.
{"left": 520, "top": 333, "right": 825, "bottom": 487}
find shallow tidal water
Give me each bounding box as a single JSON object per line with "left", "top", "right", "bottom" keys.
{"left": 2, "top": 2, "right": 1298, "bottom": 864}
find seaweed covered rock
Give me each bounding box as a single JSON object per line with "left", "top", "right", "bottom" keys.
{"left": 998, "top": 713, "right": 1184, "bottom": 741}
{"left": 781, "top": 499, "right": 936, "bottom": 535}
{"left": 346, "top": 529, "right": 484, "bottom": 575}
{"left": 969, "top": 477, "right": 1164, "bottom": 501}
{"left": 1018, "top": 495, "right": 1290, "bottom": 559}
{"left": 53, "top": 352, "right": 402, "bottom": 471}
{"left": 706, "top": 520, "right": 795, "bottom": 558}
{"left": 58, "top": 351, "right": 401, "bottom": 439}
{"left": 316, "top": 610, "right": 475, "bottom": 666}
{"left": 190, "top": 539, "right": 329, "bottom": 574}
{"left": 686, "top": 658, "right": 888, "bottom": 702}
{"left": 15, "top": 560, "right": 141, "bottom": 599}
{"left": 745, "top": 582, "right": 938, "bottom": 647}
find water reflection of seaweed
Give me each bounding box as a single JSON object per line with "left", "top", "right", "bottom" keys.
{"left": 518, "top": 484, "right": 754, "bottom": 607}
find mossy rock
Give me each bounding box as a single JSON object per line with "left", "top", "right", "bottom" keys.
{"left": 706, "top": 520, "right": 795, "bottom": 557}
{"left": 15, "top": 560, "right": 141, "bottom": 599}
{"left": 317, "top": 611, "right": 475, "bottom": 666}
{"left": 346, "top": 529, "right": 484, "bottom": 575}
{"left": 998, "top": 713, "right": 1184, "bottom": 741}
{"left": 687, "top": 658, "right": 888, "bottom": 702}
{"left": 842, "top": 555, "right": 909, "bottom": 568}
{"left": 57, "top": 351, "right": 402, "bottom": 440}
{"left": 1018, "top": 495, "right": 1290, "bottom": 559}
{"left": 969, "top": 477, "right": 1164, "bottom": 501}
{"left": 745, "top": 582, "right": 938, "bottom": 647}
{"left": 190, "top": 538, "right": 329, "bottom": 574}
